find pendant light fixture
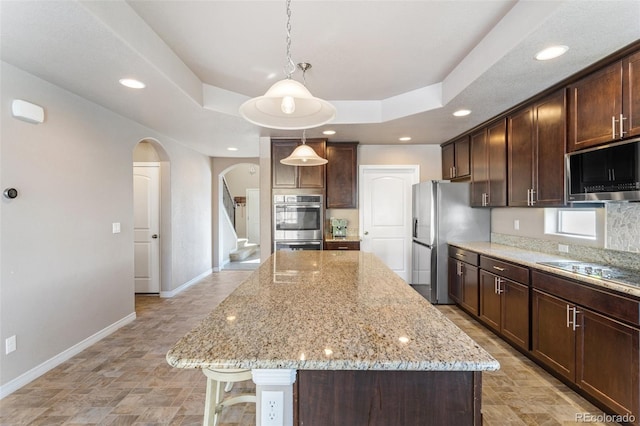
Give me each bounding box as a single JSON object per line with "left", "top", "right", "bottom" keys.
{"left": 239, "top": 0, "right": 335, "bottom": 130}
{"left": 281, "top": 129, "right": 328, "bottom": 166}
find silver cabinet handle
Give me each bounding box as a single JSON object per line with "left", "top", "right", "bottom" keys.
{"left": 612, "top": 115, "right": 617, "bottom": 139}
{"left": 529, "top": 188, "right": 536, "bottom": 206}
{"left": 620, "top": 113, "right": 627, "bottom": 137}
{"left": 572, "top": 308, "right": 581, "bottom": 331}
{"left": 493, "top": 266, "right": 506, "bottom": 272}
{"left": 452, "top": 166, "right": 457, "bottom": 178}
{"left": 566, "top": 305, "right": 580, "bottom": 330}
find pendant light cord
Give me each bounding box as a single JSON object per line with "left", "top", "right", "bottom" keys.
{"left": 284, "top": 0, "right": 295, "bottom": 79}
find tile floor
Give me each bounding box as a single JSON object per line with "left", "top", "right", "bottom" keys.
{"left": 0, "top": 270, "right": 617, "bottom": 425}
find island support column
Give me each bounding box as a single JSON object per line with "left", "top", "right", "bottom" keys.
{"left": 252, "top": 369, "right": 297, "bottom": 426}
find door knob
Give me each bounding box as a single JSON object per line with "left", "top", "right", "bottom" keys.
{"left": 364, "top": 231, "right": 369, "bottom": 235}
{"left": 152, "top": 234, "right": 159, "bottom": 239}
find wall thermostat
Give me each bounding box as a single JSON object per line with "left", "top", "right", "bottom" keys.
{"left": 3, "top": 188, "right": 18, "bottom": 199}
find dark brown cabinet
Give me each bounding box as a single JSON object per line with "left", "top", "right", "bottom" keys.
{"left": 508, "top": 90, "right": 566, "bottom": 207}
{"left": 568, "top": 51, "right": 640, "bottom": 151}
{"left": 271, "top": 139, "right": 326, "bottom": 189}
{"left": 624, "top": 51, "right": 640, "bottom": 140}
{"left": 470, "top": 119, "right": 507, "bottom": 207}
{"left": 441, "top": 136, "right": 470, "bottom": 180}
{"left": 448, "top": 250, "right": 479, "bottom": 315}
{"left": 478, "top": 256, "right": 530, "bottom": 351}
{"left": 326, "top": 142, "right": 358, "bottom": 208}
{"left": 324, "top": 240, "right": 360, "bottom": 250}
{"left": 532, "top": 272, "right": 640, "bottom": 424}
{"left": 531, "top": 289, "right": 577, "bottom": 381}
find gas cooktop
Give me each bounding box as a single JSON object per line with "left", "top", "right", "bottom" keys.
{"left": 537, "top": 261, "right": 640, "bottom": 288}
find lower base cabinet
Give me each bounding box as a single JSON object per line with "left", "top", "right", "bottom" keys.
{"left": 448, "top": 245, "right": 640, "bottom": 425}
{"left": 531, "top": 289, "right": 576, "bottom": 382}
{"left": 448, "top": 257, "right": 479, "bottom": 315}
{"left": 479, "top": 270, "right": 529, "bottom": 351}
{"left": 324, "top": 240, "right": 360, "bottom": 250}
{"left": 532, "top": 287, "right": 640, "bottom": 425}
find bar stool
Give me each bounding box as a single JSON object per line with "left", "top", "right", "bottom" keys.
{"left": 202, "top": 368, "right": 256, "bottom": 426}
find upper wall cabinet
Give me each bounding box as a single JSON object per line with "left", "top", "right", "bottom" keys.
{"left": 272, "top": 139, "right": 326, "bottom": 189}
{"left": 326, "top": 142, "right": 359, "bottom": 209}
{"left": 441, "top": 136, "right": 470, "bottom": 180}
{"left": 508, "top": 89, "right": 566, "bottom": 207}
{"left": 568, "top": 51, "right": 640, "bottom": 151}
{"left": 471, "top": 119, "right": 507, "bottom": 207}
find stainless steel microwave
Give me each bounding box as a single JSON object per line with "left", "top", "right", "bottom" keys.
{"left": 566, "top": 138, "right": 640, "bottom": 202}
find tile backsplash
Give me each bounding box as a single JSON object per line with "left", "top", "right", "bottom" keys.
{"left": 606, "top": 203, "right": 640, "bottom": 253}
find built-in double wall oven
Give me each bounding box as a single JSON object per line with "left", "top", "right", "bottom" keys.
{"left": 273, "top": 194, "right": 323, "bottom": 251}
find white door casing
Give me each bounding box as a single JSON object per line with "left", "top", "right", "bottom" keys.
{"left": 359, "top": 165, "right": 419, "bottom": 281}
{"left": 246, "top": 188, "right": 260, "bottom": 245}
{"left": 133, "top": 163, "right": 161, "bottom": 293}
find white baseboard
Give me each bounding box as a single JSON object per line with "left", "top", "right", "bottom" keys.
{"left": 0, "top": 312, "right": 136, "bottom": 400}
{"left": 159, "top": 268, "right": 213, "bottom": 298}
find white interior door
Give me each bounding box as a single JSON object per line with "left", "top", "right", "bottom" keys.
{"left": 133, "top": 163, "right": 160, "bottom": 293}
{"left": 360, "top": 165, "right": 419, "bottom": 281}
{"left": 246, "top": 188, "right": 260, "bottom": 245}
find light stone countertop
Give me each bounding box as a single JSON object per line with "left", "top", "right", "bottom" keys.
{"left": 166, "top": 251, "right": 499, "bottom": 372}
{"left": 449, "top": 242, "right": 640, "bottom": 299}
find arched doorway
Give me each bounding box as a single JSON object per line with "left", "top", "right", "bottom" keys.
{"left": 219, "top": 163, "right": 260, "bottom": 270}
{"left": 133, "top": 139, "right": 171, "bottom": 294}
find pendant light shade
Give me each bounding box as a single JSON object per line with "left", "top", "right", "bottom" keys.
{"left": 281, "top": 142, "right": 328, "bottom": 166}
{"left": 238, "top": 0, "right": 335, "bottom": 130}
{"left": 239, "top": 79, "right": 335, "bottom": 130}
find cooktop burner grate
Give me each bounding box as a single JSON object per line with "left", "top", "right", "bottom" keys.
{"left": 537, "top": 261, "right": 639, "bottom": 288}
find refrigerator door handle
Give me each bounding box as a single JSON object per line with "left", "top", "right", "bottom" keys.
{"left": 413, "top": 218, "right": 418, "bottom": 238}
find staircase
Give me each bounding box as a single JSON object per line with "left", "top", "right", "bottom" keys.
{"left": 229, "top": 238, "right": 257, "bottom": 262}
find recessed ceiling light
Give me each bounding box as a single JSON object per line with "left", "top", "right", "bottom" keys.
{"left": 535, "top": 45, "right": 569, "bottom": 61}
{"left": 322, "top": 130, "right": 336, "bottom": 135}
{"left": 453, "top": 109, "right": 471, "bottom": 117}
{"left": 399, "top": 136, "right": 412, "bottom": 142}
{"left": 227, "top": 147, "right": 238, "bottom": 151}
{"left": 119, "top": 78, "right": 146, "bottom": 89}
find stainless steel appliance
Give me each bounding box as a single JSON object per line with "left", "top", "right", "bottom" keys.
{"left": 330, "top": 218, "right": 348, "bottom": 238}
{"left": 567, "top": 138, "right": 640, "bottom": 202}
{"left": 411, "top": 181, "right": 490, "bottom": 304}
{"left": 273, "top": 194, "right": 323, "bottom": 251}
{"left": 537, "top": 261, "right": 639, "bottom": 288}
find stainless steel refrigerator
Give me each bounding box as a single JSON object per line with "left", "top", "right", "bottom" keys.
{"left": 411, "top": 181, "right": 490, "bottom": 304}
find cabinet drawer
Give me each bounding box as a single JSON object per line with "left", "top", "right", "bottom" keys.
{"left": 532, "top": 270, "right": 640, "bottom": 327}
{"left": 448, "top": 246, "right": 479, "bottom": 266}
{"left": 324, "top": 241, "right": 360, "bottom": 250}
{"left": 480, "top": 256, "right": 529, "bottom": 284}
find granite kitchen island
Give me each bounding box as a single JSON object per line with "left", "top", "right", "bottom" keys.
{"left": 167, "top": 251, "right": 499, "bottom": 425}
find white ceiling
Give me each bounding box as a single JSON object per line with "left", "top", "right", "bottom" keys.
{"left": 1, "top": 1, "right": 639, "bottom": 158}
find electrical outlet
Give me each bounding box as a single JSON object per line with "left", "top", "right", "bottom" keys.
{"left": 5, "top": 335, "right": 16, "bottom": 354}
{"left": 513, "top": 219, "right": 520, "bottom": 230}
{"left": 558, "top": 244, "right": 569, "bottom": 253}
{"left": 261, "top": 390, "right": 284, "bottom": 426}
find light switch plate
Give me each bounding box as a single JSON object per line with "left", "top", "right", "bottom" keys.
{"left": 112, "top": 223, "right": 121, "bottom": 234}
{"left": 5, "top": 335, "right": 16, "bottom": 354}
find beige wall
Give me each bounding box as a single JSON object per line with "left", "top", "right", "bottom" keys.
{"left": 1, "top": 62, "right": 212, "bottom": 393}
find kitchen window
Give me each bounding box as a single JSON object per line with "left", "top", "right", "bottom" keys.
{"left": 544, "top": 208, "right": 598, "bottom": 239}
